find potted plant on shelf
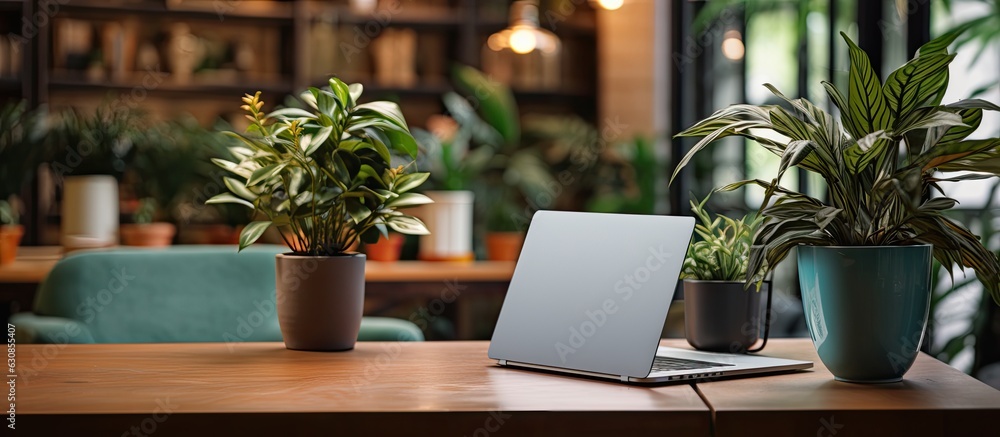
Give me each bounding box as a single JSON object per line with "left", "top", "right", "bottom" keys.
{"left": 120, "top": 198, "right": 176, "bottom": 247}
{"left": 122, "top": 119, "right": 202, "bottom": 247}
{"left": 681, "top": 194, "right": 766, "bottom": 353}
{"left": 0, "top": 101, "right": 47, "bottom": 264}
{"left": 482, "top": 192, "right": 526, "bottom": 261}
{"left": 0, "top": 199, "right": 23, "bottom": 265}
{"left": 412, "top": 111, "right": 484, "bottom": 262}
{"left": 419, "top": 66, "right": 562, "bottom": 261}
{"left": 48, "top": 105, "right": 141, "bottom": 251}
{"left": 206, "top": 78, "right": 432, "bottom": 351}
{"left": 671, "top": 29, "right": 1000, "bottom": 382}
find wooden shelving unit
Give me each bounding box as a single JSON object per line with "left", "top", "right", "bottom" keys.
{"left": 1, "top": 0, "right": 600, "bottom": 244}
{"left": 1, "top": 0, "right": 597, "bottom": 121}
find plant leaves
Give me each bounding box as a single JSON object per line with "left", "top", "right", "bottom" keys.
{"left": 205, "top": 192, "right": 254, "bottom": 209}
{"left": 843, "top": 32, "right": 893, "bottom": 137}
{"left": 238, "top": 221, "right": 271, "bottom": 251}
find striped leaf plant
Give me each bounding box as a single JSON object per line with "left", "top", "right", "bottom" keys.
{"left": 681, "top": 194, "right": 763, "bottom": 282}
{"left": 670, "top": 29, "right": 1000, "bottom": 305}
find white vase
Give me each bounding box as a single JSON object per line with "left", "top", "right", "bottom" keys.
{"left": 62, "top": 175, "right": 119, "bottom": 251}
{"left": 418, "top": 190, "right": 474, "bottom": 261}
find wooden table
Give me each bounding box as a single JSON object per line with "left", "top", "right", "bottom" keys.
{"left": 15, "top": 341, "right": 711, "bottom": 436}
{"left": 0, "top": 247, "right": 516, "bottom": 338}
{"left": 686, "top": 339, "right": 1000, "bottom": 437}
{"left": 14, "top": 339, "right": 999, "bottom": 436}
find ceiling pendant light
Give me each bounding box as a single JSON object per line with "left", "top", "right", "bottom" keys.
{"left": 487, "top": 1, "right": 560, "bottom": 55}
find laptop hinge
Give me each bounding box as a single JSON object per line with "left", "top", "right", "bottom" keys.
{"left": 498, "top": 359, "right": 508, "bottom": 366}
{"left": 620, "top": 375, "right": 630, "bottom": 382}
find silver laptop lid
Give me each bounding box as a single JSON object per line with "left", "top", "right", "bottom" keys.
{"left": 488, "top": 211, "right": 695, "bottom": 378}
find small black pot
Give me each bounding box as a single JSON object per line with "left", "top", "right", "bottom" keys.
{"left": 684, "top": 280, "right": 768, "bottom": 353}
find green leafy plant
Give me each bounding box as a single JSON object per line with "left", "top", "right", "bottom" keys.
{"left": 48, "top": 104, "right": 141, "bottom": 178}
{"left": 671, "top": 29, "right": 1000, "bottom": 304}
{"left": 206, "top": 78, "right": 432, "bottom": 255}
{"left": 129, "top": 117, "right": 208, "bottom": 223}
{"left": 587, "top": 136, "right": 658, "bottom": 215}
{"left": 682, "top": 194, "right": 762, "bottom": 281}
{"left": 0, "top": 199, "right": 18, "bottom": 226}
{"left": 0, "top": 101, "right": 47, "bottom": 202}
{"left": 132, "top": 197, "right": 157, "bottom": 225}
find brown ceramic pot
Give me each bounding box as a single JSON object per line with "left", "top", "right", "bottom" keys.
{"left": 0, "top": 225, "right": 24, "bottom": 265}
{"left": 120, "top": 223, "right": 177, "bottom": 247}
{"left": 364, "top": 233, "right": 405, "bottom": 262}
{"left": 275, "top": 253, "right": 365, "bottom": 351}
{"left": 485, "top": 231, "right": 525, "bottom": 261}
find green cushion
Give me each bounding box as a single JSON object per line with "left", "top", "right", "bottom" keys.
{"left": 15, "top": 245, "right": 422, "bottom": 343}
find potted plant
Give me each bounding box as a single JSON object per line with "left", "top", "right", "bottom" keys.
{"left": 49, "top": 105, "right": 141, "bottom": 251}
{"left": 681, "top": 194, "right": 766, "bottom": 353}
{"left": 412, "top": 112, "right": 481, "bottom": 262}
{"left": 0, "top": 101, "right": 47, "bottom": 264}
{"left": 420, "top": 66, "right": 563, "bottom": 261}
{"left": 207, "top": 78, "right": 432, "bottom": 351}
{"left": 0, "top": 199, "right": 23, "bottom": 265}
{"left": 671, "top": 29, "right": 1000, "bottom": 382}
{"left": 482, "top": 192, "right": 526, "bottom": 261}
{"left": 122, "top": 119, "right": 204, "bottom": 247}
{"left": 362, "top": 231, "right": 406, "bottom": 262}
{"left": 120, "top": 198, "right": 176, "bottom": 247}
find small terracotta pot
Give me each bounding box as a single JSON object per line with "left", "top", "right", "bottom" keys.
{"left": 364, "top": 233, "right": 405, "bottom": 262}
{"left": 209, "top": 224, "right": 242, "bottom": 245}
{"left": 120, "top": 223, "right": 177, "bottom": 247}
{"left": 276, "top": 253, "right": 365, "bottom": 351}
{"left": 0, "top": 225, "right": 24, "bottom": 265}
{"left": 485, "top": 231, "right": 525, "bottom": 261}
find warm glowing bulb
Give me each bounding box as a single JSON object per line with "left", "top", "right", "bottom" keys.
{"left": 509, "top": 28, "right": 537, "bottom": 54}
{"left": 721, "top": 38, "right": 744, "bottom": 60}
{"left": 721, "top": 30, "right": 745, "bottom": 60}
{"left": 595, "top": 0, "right": 624, "bottom": 10}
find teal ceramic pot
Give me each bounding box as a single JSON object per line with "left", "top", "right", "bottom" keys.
{"left": 797, "top": 245, "right": 932, "bottom": 383}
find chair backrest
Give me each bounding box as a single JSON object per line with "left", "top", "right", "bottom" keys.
{"left": 34, "top": 245, "right": 286, "bottom": 343}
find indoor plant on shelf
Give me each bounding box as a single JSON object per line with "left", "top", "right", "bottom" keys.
{"left": 49, "top": 105, "right": 141, "bottom": 251}
{"left": 681, "top": 194, "right": 766, "bottom": 353}
{"left": 0, "top": 199, "right": 23, "bottom": 265}
{"left": 671, "top": 29, "right": 1000, "bottom": 382}
{"left": 120, "top": 198, "right": 175, "bottom": 247}
{"left": 122, "top": 119, "right": 203, "bottom": 247}
{"left": 206, "top": 78, "right": 432, "bottom": 351}
{"left": 421, "top": 66, "right": 560, "bottom": 261}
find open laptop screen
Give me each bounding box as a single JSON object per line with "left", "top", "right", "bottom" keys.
{"left": 488, "top": 211, "right": 695, "bottom": 378}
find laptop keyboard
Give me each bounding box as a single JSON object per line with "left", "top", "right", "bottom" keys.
{"left": 651, "top": 356, "right": 735, "bottom": 372}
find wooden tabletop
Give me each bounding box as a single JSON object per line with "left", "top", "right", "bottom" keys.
{"left": 662, "top": 339, "right": 1000, "bottom": 437}
{"left": 0, "top": 246, "right": 515, "bottom": 284}
{"left": 14, "top": 339, "right": 999, "bottom": 436}
{"left": 16, "top": 341, "right": 710, "bottom": 436}
{"left": 0, "top": 246, "right": 61, "bottom": 283}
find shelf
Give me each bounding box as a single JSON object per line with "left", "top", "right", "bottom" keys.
{"left": 313, "top": 81, "right": 593, "bottom": 102}
{"left": 0, "top": 0, "right": 21, "bottom": 13}
{"left": 0, "top": 77, "right": 22, "bottom": 92}
{"left": 48, "top": 76, "right": 293, "bottom": 98}
{"left": 60, "top": 0, "right": 293, "bottom": 23}
{"left": 308, "top": 4, "right": 462, "bottom": 29}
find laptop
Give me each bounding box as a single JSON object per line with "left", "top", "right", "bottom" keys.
{"left": 488, "top": 211, "right": 812, "bottom": 383}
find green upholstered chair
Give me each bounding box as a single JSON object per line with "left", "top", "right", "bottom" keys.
{"left": 10, "top": 245, "right": 423, "bottom": 344}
